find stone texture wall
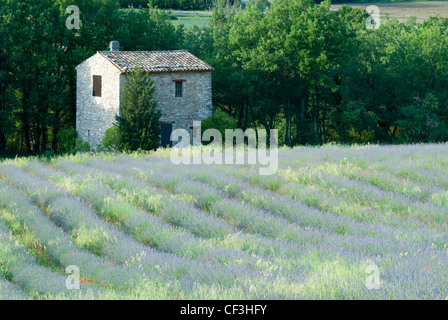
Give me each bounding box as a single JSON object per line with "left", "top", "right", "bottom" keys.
{"left": 120, "top": 71, "right": 213, "bottom": 143}
{"left": 76, "top": 54, "right": 213, "bottom": 150}
{"left": 76, "top": 53, "right": 121, "bottom": 150}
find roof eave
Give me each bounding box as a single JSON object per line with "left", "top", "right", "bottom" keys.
{"left": 98, "top": 51, "right": 126, "bottom": 73}
{"left": 98, "top": 50, "right": 214, "bottom": 73}
{"left": 120, "top": 68, "right": 214, "bottom": 74}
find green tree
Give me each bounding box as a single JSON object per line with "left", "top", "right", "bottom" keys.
{"left": 0, "top": 17, "right": 14, "bottom": 154}
{"left": 115, "top": 67, "right": 161, "bottom": 151}
{"left": 114, "top": 6, "right": 182, "bottom": 51}
{"left": 0, "top": 0, "right": 121, "bottom": 155}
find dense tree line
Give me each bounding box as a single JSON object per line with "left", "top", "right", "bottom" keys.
{"left": 0, "top": 0, "right": 182, "bottom": 156}
{"left": 1, "top": 0, "right": 448, "bottom": 157}
{"left": 202, "top": 0, "right": 448, "bottom": 146}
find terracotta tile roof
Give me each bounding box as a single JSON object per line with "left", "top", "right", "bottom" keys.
{"left": 99, "top": 50, "right": 214, "bottom": 73}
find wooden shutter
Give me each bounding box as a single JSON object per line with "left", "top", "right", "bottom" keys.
{"left": 92, "top": 75, "right": 102, "bottom": 97}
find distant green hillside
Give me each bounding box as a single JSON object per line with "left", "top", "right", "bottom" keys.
{"left": 319, "top": 0, "right": 439, "bottom": 3}
{"left": 119, "top": 0, "right": 439, "bottom": 10}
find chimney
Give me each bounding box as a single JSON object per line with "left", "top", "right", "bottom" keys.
{"left": 109, "top": 41, "right": 119, "bottom": 52}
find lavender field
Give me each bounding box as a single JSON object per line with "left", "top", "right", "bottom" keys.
{"left": 1, "top": 143, "right": 448, "bottom": 300}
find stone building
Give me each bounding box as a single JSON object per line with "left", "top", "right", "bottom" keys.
{"left": 75, "top": 41, "right": 213, "bottom": 150}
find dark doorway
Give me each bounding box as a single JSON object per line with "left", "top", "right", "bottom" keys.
{"left": 161, "top": 123, "right": 173, "bottom": 148}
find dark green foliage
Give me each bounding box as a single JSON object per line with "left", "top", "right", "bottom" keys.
{"left": 115, "top": 68, "right": 162, "bottom": 151}
{"left": 115, "top": 7, "right": 182, "bottom": 51}
{"left": 1, "top": 0, "right": 448, "bottom": 157}
{"left": 56, "top": 128, "right": 77, "bottom": 154}
{"left": 101, "top": 126, "right": 121, "bottom": 152}
{"left": 201, "top": 108, "right": 237, "bottom": 144}
{"left": 56, "top": 128, "right": 90, "bottom": 154}
{"left": 0, "top": 0, "right": 180, "bottom": 156}
{"left": 0, "top": 0, "right": 120, "bottom": 156}
{"left": 72, "top": 138, "right": 91, "bottom": 154}
{"left": 205, "top": 0, "right": 448, "bottom": 146}
{"left": 119, "top": 0, "right": 149, "bottom": 7}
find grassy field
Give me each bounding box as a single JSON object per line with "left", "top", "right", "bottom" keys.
{"left": 1, "top": 143, "right": 448, "bottom": 299}
{"left": 164, "top": 1, "right": 447, "bottom": 29}
{"left": 331, "top": 1, "right": 448, "bottom": 23}
{"left": 170, "top": 10, "right": 212, "bottom": 28}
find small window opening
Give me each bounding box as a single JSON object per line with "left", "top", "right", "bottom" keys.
{"left": 93, "top": 75, "right": 102, "bottom": 97}
{"left": 175, "top": 81, "right": 183, "bottom": 98}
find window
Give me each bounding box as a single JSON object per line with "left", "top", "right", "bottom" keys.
{"left": 175, "top": 81, "right": 183, "bottom": 98}
{"left": 174, "top": 80, "right": 185, "bottom": 98}
{"left": 93, "top": 75, "right": 102, "bottom": 97}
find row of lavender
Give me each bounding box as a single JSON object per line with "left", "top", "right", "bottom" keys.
{"left": 0, "top": 162, "right": 316, "bottom": 299}
{"left": 32, "top": 160, "right": 315, "bottom": 283}
{"left": 1, "top": 143, "right": 447, "bottom": 298}
{"left": 50, "top": 157, "right": 377, "bottom": 298}
{"left": 92, "top": 147, "right": 448, "bottom": 299}
{"left": 0, "top": 166, "right": 186, "bottom": 299}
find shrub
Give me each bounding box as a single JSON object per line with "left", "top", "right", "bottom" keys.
{"left": 102, "top": 126, "right": 121, "bottom": 152}
{"left": 72, "top": 138, "right": 90, "bottom": 154}
{"left": 201, "top": 108, "right": 237, "bottom": 145}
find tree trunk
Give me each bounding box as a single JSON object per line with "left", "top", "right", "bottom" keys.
{"left": 322, "top": 104, "right": 327, "bottom": 144}
{"left": 295, "top": 97, "right": 306, "bottom": 144}
{"left": 237, "top": 104, "right": 244, "bottom": 129}
{"left": 0, "top": 130, "right": 6, "bottom": 152}
{"left": 285, "top": 99, "right": 291, "bottom": 146}
{"left": 23, "top": 120, "right": 31, "bottom": 154}
{"left": 52, "top": 109, "right": 61, "bottom": 152}
{"left": 315, "top": 86, "right": 322, "bottom": 145}
{"left": 242, "top": 96, "right": 249, "bottom": 132}
{"left": 41, "top": 122, "right": 47, "bottom": 153}
{"left": 52, "top": 128, "right": 59, "bottom": 152}
{"left": 22, "top": 90, "right": 32, "bottom": 154}
{"left": 261, "top": 112, "right": 271, "bottom": 142}
{"left": 249, "top": 104, "right": 258, "bottom": 143}
{"left": 34, "top": 118, "right": 41, "bottom": 154}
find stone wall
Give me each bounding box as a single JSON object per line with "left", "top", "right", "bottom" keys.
{"left": 76, "top": 53, "right": 121, "bottom": 150}
{"left": 120, "top": 71, "right": 213, "bottom": 143}
{"left": 77, "top": 54, "right": 213, "bottom": 150}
